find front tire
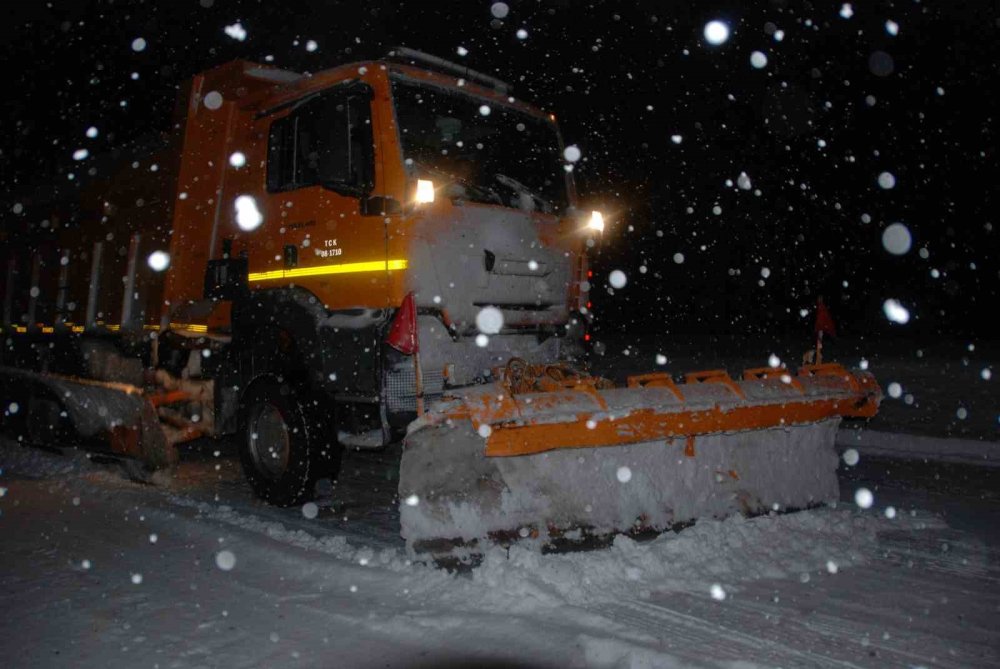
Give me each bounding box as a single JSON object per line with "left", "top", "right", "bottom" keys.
{"left": 238, "top": 377, "right": 338, "bottom": 507}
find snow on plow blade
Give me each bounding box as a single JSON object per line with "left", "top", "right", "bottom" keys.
{"left": 0, "top": 366, "right": 177, "bottom": 469}
{"left": 399, "top": 363, "right": 881, "bottom": 557}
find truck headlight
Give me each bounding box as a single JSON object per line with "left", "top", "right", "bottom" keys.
{"left": 587, "top": 210, "right": 605, "bottom": 232}
{"left": 415, "top": 179, "right": 436, "bottom": 204}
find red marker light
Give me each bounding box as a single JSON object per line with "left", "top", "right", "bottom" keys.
{"left": 587, "top": 270, "right": 593, "bottom": 278}
{"left": 584, "top": 334, "right": 591, "bottom": 342}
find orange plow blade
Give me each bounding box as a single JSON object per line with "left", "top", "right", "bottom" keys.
{"left": 398, "top": 362, "right": 880, "bottom": 559}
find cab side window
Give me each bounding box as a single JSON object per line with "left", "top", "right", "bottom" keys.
{"left": 267, "top": 86, "right": 373, "bottom": 195}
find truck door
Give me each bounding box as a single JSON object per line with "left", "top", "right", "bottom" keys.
{"left": 242, "top": 81, "right": 388, "bottom": 312}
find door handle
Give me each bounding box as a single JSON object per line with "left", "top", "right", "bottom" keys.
{"left": 283, "top": 245, "right": 298, "bottom": 269}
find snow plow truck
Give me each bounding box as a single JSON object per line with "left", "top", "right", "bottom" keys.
{"left": 0, "top": 49, "right": 881, "bottom": 559}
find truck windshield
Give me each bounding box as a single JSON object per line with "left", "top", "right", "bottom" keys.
{"left": 391, "top": 77, "right": 569, "bottom": 214}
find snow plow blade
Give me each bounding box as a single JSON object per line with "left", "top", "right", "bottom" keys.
{"left": 0, "top": 366, "right": 177, "bottom": 470}
{"left": 399, "top": 362, "right": 880, "bottom": 558}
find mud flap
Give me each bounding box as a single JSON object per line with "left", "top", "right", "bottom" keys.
{"left": 0, "top": 366, "right": 177, "bottom": 469}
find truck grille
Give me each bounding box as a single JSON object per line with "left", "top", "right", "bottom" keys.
{"left": 386, "top": 367, "right": 444, "bottom": 413}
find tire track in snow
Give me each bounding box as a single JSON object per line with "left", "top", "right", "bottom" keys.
{"left": 877, "top": 529, "right": 1000, "bottom": 583}
{"left": 600, "top": 599, "right": 870, "bottom": 669}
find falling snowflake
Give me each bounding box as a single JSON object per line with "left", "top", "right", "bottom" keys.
{"left": 215, "top": 550, "right": 236, "bottom": 571}
{"left": 703, "top": 21, "right": 730, "bottom": 46}
{"left": 203, "top": 91, "right": 224, "bottom": 110}
{"left": 869, "top": 51, "right": 895, "bottom": 77}
{"left": 881, "top": 223, "right": 912, "bottom": 255}
{"left": 882, "top": 299, "right": 910, "bottom": 324}
{"left": 147, "top": 251, "right": 170, "bottom": 272}
{"left": 235, "top": 195, "right": 263, "bottom": 231}
{"left": 476, "top": 306, "right": 504, "bottom": 334}
{"left": 223, "top": 23, "right": 247, "bottom": 41}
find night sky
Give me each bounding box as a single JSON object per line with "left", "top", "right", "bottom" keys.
{"left": 2, "top": 0, "right": 997, "bottom": 339}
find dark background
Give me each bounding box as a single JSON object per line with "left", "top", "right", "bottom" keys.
{"left": 1, "top": 0, "right": 997, "bottom": 340}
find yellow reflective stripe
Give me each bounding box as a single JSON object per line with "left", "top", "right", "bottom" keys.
{"left": 169, "top": 322, "right": 208, "bottom": 333}
{"left": 6, "top": 322, "right": 197, "bottom": 334}
{"left": 248, "top": 258, "right": 407, "bottom": 282}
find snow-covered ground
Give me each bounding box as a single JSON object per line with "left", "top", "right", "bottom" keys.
{"left": 2, "top": 432, "right": 998, "bottom": 668}
{"left": 2, "top": 336, "right": 998, "bottom": 668}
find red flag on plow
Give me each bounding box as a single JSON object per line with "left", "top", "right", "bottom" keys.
{"left": 812, "top": 296, "right": 836, "bottom": 364}
{"left": 814, "top": 296, "right": 837, "bottom": 338}
{"left": 387, "top": 292, "right": 419, "bottom": 355}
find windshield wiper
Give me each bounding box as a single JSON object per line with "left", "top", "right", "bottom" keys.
{"left": 494, "top": 173, "right": 552, "bottom": 213}
{"left": 410, "top": 160, "right": 503, "bottom": 205}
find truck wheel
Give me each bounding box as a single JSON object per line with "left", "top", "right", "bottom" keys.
{"left": 238, "top": 377, "right": 333, "bottom": 507}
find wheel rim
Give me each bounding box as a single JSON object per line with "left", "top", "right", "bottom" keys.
{"left": 248, "top": 402, "right": 291, "bottom": 480}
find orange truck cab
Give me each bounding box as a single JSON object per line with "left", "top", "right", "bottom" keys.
{"left": 1, "top": 49, "right": 598, "bottom": 503}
